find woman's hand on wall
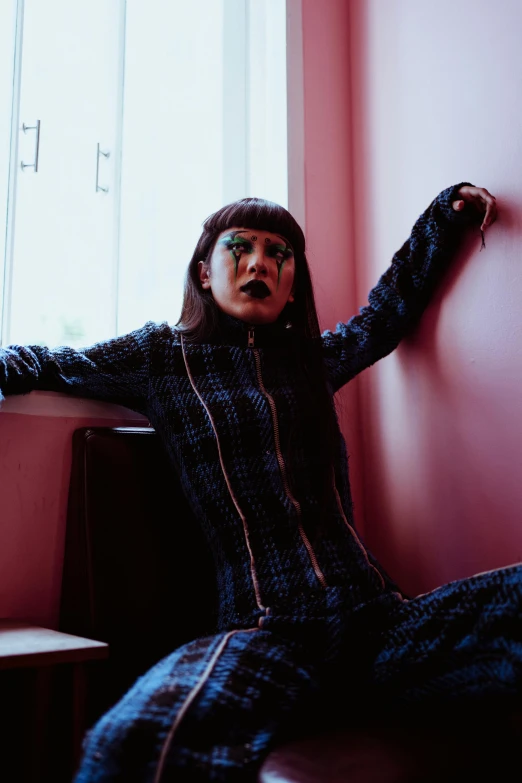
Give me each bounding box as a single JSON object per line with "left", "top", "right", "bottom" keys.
{"left": 452, "top": 186, "right": 497, "bottom": 233}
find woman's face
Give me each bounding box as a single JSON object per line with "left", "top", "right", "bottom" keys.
{"left": 198, "top": 227, "right": 296, "bottom": 324}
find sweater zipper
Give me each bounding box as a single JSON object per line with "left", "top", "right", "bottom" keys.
{"left": 249, "top": 328, "right": 328, "bottom": 589}
{"left": 181, "top": 334, "right": 267, "bottom": 621}
{"left": 332, "top": 477, "right": 386, "bottom": 590}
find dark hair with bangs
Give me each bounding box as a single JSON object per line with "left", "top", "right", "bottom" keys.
{"left": 177, "top": 197, "right": 319, "bottom": 342}
{"left": 177, "top": 197, "right": 342, "bottom": 539}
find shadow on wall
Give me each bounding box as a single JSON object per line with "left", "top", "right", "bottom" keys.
{"left": 363, "top": 200, "right": 522, "bottom": 596}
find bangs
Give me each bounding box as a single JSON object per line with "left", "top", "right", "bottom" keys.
{"left": 202, "top": 198, "right": 305, "bottom": 256}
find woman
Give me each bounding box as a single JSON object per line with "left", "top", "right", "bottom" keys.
{"left": 2, "top": 182, "right": 518, "bottom": 783}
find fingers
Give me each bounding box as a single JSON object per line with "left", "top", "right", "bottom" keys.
{"left": 456, "top": 185, "right": 498, "bottom": 232}
{"left": 481, "top": 194, "right": 497, "bottom": 231}
{"left": 473, "top": 188, "right": 497, "bottom": 232}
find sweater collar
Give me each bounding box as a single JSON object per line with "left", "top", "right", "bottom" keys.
{"left": 212, "top": 310, "right": 292, "bottom": 348}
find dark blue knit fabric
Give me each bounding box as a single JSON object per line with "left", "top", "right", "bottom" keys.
{"left": 4, "top": 183, "right": 519, "bottom": 783}
{"left": 71, "top": 567, "right": 522, "bottom": 782}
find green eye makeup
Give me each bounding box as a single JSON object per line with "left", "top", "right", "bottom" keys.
{"left": 266, "top": 244, "right": 294, "bottom": 286}
{"left": 218, "top": 231, "right": 294, "bottom": 282}
{"left": 219, "top": 233, "right": 254, "bottom": 276}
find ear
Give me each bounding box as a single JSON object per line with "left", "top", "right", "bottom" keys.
{"left": 287, "top": 290, "right": 295, "bottom": 303}
{"left": 198, "top": 260, "right": 211, "bottom": 290}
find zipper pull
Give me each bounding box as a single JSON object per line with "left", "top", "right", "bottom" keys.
{"left": 248, "top": 327, "right": 255, "bottom": 348}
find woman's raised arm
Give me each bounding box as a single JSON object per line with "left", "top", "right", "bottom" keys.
{"left": 322, "top": 183, "right": 497, "bottom": 392}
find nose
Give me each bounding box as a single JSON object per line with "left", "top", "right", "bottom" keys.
{"left": 246, "top": 249, "right": 268, "bottom": 276}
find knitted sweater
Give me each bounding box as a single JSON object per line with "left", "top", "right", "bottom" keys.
{"left": 0, "top": 184, "right": 478, "bottom": 631}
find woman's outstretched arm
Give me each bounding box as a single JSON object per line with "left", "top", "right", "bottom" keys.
{"left": 0, "top": 320, "right": 159, "bottom": 415}
{"left": 322, "top": 183, "right": 497, "bottom": 392}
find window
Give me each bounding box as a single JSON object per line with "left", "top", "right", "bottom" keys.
{"left": 0, "top": 0, "right": 288, "bottom": 348}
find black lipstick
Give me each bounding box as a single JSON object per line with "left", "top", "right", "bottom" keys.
{"left": 240, "top": 280, "right": 270, "bottom": 299}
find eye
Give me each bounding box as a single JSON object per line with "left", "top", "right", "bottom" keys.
{"left": 266, "top": 245, "right": 292, "bottom": 263}
{"left": 225, "top": 241, "right": 250, "bottom": 256}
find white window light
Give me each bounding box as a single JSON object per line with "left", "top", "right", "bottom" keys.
{"left": 0, "top": 0, "right": 288, "bottom": 348}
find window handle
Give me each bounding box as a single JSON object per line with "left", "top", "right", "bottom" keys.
{"left": 20, "top": 120, "right": 41, "bottom": 172}
{"left": 95, "top": 143, "right": 110, "bottom": 193}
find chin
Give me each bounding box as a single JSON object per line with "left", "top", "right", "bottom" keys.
{"left": 242, "top": 310, "right": 279, "bottom": 325}
{"left": 231, "top": 303, "right": 279, "bottom": 325}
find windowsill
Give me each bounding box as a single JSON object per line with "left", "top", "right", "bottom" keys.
{"left": 0, "top": 390, "right": 149, "bottom": 422}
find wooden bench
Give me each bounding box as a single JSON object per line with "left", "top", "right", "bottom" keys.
{"left": 0, "top": 619, "right": 108, "bottom": 782}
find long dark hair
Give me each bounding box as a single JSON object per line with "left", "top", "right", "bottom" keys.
{"left": 177, "top": 198, "right": 341, "bottom": 533}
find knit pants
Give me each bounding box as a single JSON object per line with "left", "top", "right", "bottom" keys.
{"left": 73, "top": 563, "right": 522, "bottom": 783}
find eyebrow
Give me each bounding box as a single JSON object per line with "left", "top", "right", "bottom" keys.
{"left": 231, "top": 230, "right": 293, "bottom": 250}
{"left": 219, "top": 232, "right": 250, "bottom": 243}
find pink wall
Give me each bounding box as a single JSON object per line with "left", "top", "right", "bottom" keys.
{"left": 346, "top": 0, "right": 522, "bottom": 595}
{"left": 297, "top": 0, "right": 367, "bottom": 532}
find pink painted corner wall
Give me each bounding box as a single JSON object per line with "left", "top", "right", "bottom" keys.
{"left": 345, "top": 0, "right": 522, "bottom": 595}
{"left": 296, "top": 0, "right": 367, "bottom": 532}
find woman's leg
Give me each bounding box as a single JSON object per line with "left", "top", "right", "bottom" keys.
{"left": 370, "top": 563, "right": 522, "bottom": 706}
{"left": 73, "top": 627, "right": 318, "bottom": 783}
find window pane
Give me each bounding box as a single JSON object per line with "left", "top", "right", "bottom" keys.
{"left": 1, "top": 0, "right": 288, "bottom": 345}
{"left": 117, "top": 0, "right": 225, "bottom": 336}
{"left": 247, "top": 0, "right": 288, "bottom": 206}
{"left": 6, "top": 0, "right": 123, "bottom": 348}
{"left": 117, "top": 0, "right": 288, "bottom": 337}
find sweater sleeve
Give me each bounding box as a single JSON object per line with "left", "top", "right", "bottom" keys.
{"left": 321, "top": 182, "right": 480, "bottom": 393}
{"left": 0, "top": 320, "right": 157, "bottom": 415}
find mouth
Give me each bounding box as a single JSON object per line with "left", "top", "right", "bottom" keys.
{"left": 240, "top": 280, "right": 271, "bottom": 299}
